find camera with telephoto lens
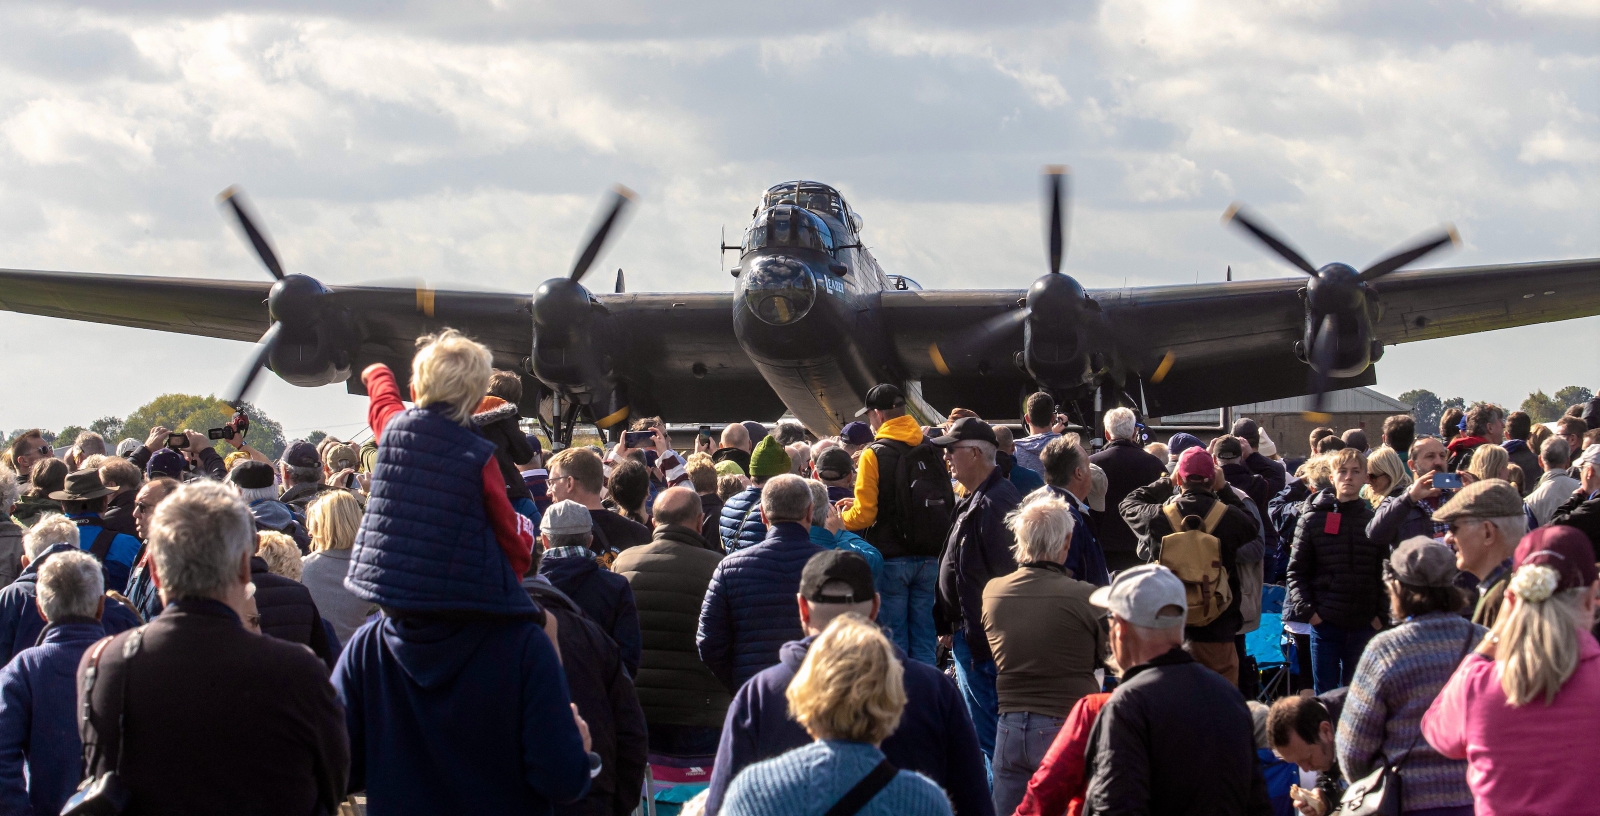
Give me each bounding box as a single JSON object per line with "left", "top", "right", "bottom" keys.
{"left": 208, "top": 411, "right": 250, "bottom": 442}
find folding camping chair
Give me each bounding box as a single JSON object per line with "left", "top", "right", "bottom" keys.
{"left": 1248, "top": 585, "right": 1292, "bottom": 702}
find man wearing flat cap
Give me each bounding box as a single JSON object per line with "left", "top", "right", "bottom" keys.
{"left": 1435, "top": 479, "right": 1527, "bottom": 626}
{"left": 537, "top": 500, "right": 642, "bottom": 676}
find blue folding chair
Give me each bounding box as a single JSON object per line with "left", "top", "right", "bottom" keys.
{"left": 1248, "top": 585, "right": 1291, "bottom": 701}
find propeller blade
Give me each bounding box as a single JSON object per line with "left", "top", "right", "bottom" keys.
{"left": 928, "top": 309, "right": 1027, "bottom": 375}
{"left": 1302, "top": 313, "right": 1338, "bottom": 422}
{"left": 1045, "top": 166, "right": 1069, "bottom": 275}
{"left": 1149, "top": 350, "right": 1177, "bottom": 384}
{"left": 1222, "top": 203, "right": 1318, "bottom": 277}
{"left": 225, "top": 322, "right": 283, "bottom": 409}
{"left": 218, "top": 187, "right": 285, "bottom": 281}
{"left": 615, "top": 268, "right": 626, "bottom": 294}
{"left": 570, "top": 185, "right": 636, "bottom": 283}
{"left": 1358, "top": 225, "right": 1460, "bottom": 282}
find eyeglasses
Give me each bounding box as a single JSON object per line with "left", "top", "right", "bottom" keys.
{"left": 548, "top": 474, "right": 574, "bottom": 484}
{"left": 1446, "top": 518, "right": 1485, "bottom": 535}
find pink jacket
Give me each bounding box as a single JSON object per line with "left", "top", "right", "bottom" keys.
{"left": 1422, "top": 632, "right": 1600, "bottom": 815}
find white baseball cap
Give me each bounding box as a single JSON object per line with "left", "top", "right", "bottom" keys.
{"left": 1090, "top": 563, "right": 1187, "bottom": 629}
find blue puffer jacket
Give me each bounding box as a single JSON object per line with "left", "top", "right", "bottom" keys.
{"left": 697, "top": 522, "right": 823, "bottom": 692}
{"left": 347, "top": 404, "right": 534, "bottom": 615}
{"left": 0, "top": 619, "right": 106, "bottom": 816}
{"left": 250, "top": 499, "right": 312, "bottom": 554}
{"left": 719, "top": 486, "right": 766, "bottom": 553}
{"left": 537, "top": 555, "right": 642, "bottom": 677}
{"left": 0, "top": 543, "right": 140, "bottom": 666}
{"left": 808, "top": 527, "right": 885, "bottom": 591}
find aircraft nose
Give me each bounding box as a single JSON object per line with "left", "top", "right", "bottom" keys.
{"left": 743, "top": 255, "right": 816, "bottom": 326}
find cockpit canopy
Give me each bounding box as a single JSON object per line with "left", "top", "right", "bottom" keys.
{"left": 744, "top": 204, "right": 835, "bottom": 255}
{"left": 761, "top": 181, "right": 850, "bottom": 224}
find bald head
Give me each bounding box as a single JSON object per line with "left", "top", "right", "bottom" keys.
{"left": 652, "top": 486, "right": 703, "bottom": 529}
{"left": 721, "top": 423, "right": 752, "bottom": 453}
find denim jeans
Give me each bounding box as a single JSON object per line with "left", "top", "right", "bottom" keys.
{"left": 951, "top": 628, "right": 1000, "bottom": 773}
{"left": 992, "top": 711, "right": 1066, "bottom": 816}
{"left": 880, "top": 556, "right": 939, "bottom": 664}
{"left": 1310, "top": 621, "right": 1378, "bottom": 693}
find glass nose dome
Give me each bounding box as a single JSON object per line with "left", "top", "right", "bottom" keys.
{"left": 743, "top": 255, "right": 816, "bottom": 326}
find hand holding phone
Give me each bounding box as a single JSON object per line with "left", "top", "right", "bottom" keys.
{"left": 1433, "top": 472, "right": 1463, "bottom": 490}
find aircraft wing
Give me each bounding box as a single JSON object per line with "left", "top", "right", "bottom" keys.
{"left": 886, "top": 257, "right": 1600, "bottom": 417}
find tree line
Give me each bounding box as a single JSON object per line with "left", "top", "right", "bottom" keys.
{"left": 1399, "top": 386, "right": 1593, "bottom": 432}
{"left": 7, "top": 394, "right": 288, "bottom": 460}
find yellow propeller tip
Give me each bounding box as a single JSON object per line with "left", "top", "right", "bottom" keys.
{"left": 1044, "top": 165, "right": 1069, "bottom": 176}
{"left": 1221, "top": 202, "right": 1242, "bottom": 224}
{"left": 1150, "top": 350, "right": 1176, "bottom": 384}
{"left": 613, "top": 184, "right": 638, "bottom": 201}
{"left": 928, "top": 343, "right": 951, "bottom": 376}
{"left": 1301, "top": 411, "right": 1332, "bottom": 424}
{"left": 217, "top": 185, "right": 240, "bottom": 202}
{"left": 1446, "top": 224, "right": 1461, "bottom": 246}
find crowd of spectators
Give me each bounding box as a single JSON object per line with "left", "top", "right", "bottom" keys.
{"left": 0, "top": 337, "right": 1597, "bottom": 816}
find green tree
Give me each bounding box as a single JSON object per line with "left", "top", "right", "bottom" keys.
{"left": 1521, "top": 390, "right": 1564, "bottom": 423}
{"left": 121, "top": 395, "right": 286, "bottom": 460}
{"left": 305, "top": 430, "right": 328, "bottom": 447}
{"left": 89, "top": 416, "right": 126, "bottom": 442}
{"left": 1554, "top": 386, "right": 1594, "bottom": 411}
{"left": 57, "top": 426, "right": 87, "bottom": 447}
{"left": 1399, "top": 389, "right": 1443, "bottom": 432}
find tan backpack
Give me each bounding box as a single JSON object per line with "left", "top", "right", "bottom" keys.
{"left": 1158, "top": 502, "right": 1232, "bottom": 627}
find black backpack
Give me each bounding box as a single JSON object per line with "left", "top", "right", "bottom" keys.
{"left": 871, "top": 439, "right": 955, "bottom": 555}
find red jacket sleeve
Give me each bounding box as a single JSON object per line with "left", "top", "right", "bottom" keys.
{"left": 483, "top": 459, "right": 534, "bottom": 577}
{"left": 362, "top": 364, "right": 407, "bottom": 442}
{"left": 1014, "top": 693, "right": 1111, "bottom": 816}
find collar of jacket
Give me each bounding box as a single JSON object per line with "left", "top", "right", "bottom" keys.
{"left": 760, "top": 521, "right": 813, "bottom": 546}
{"left": 163, "top": 596, "right": 242, "bottom": 624}
{"left": 962, "top": 466, "right": 1006, "bottom": 503}
{"left": 1104, "top": 438, "right": 1141, "bottom": 451}
{"left": 66, "top": 511, "right": 104, "bottom": 525}
{"left": 1122, "top": 645, "right": 1194, "bottom": 681}
{"left": 1022, "top": 561, "right": 1069, "bottom": 575}
{"left": 873, "top": 414, "right": 924, "bottom": 446}
{"left": 249, "top": 556, "right": 272, "bottom": 575}
{"left": 40, "top": 618, "right": 105, "bottom": 646}
{"left": 472, "top": 397, "right": 518, "bottom": 426}
{"left": 652, "top": 523, "right": 709, "bottom": 550}
{"left": 521, "top": 576, "right": 578, "bottom": 615}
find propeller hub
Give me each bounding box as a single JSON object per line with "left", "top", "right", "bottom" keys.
{"left": 1307, "top": 262, "right": 1364, "bottom": 313}
{"left": 267, "top": 274, "right": 329, "bottom": 326}
{"left": 1025, "top": 273, "right": 1086, "bottom": 319}
{"left": 533, "top": 278, "right": 593, "bottom": 330}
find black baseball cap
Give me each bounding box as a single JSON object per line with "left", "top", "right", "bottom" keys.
{"left": 228, "top": 460, "right": 276, "bottom": 490}
{"left": 1230, "top": 418, "right": 1259, "bottom": 446}
{"left": 282, "top": 440, "right": 321, "bottom": 469}
{"left": 813, "top": 447, "right": 853, "bottom": 481}
{"left": 929, "top": 416, "right": 997, "bottom": 447}
{"left": 1214, "top": 435, "right": 1243, "bottom": 462}
{"left": 800, "top": 550, "right": 877, "bottom": 605}
{"left": 854, "top": 384, "right": 905, "bottom": 417}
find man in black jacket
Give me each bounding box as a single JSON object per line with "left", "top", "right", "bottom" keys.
{"left": 1551, "top": 443, "right": 1600, "bottom": 557}
{"left": 79, "top": 482, "right": 349, "bottom": 814}
{"left": 1083, "top": 564, "right": 1269, "bottom": 815}
{"left": 931, "top": 417, "right": 1020, "bottom": 764}
{"left": 524, "top": 575, "right": 648, "bottom": 816}
{"left": 1119, "top": 448, "right": 1259, "bottom": 684}
{"left": 1090, "top": 407, "right": 1167, "bottom": 572}
{"left": 478, "top": 370, "right": 540, "bottom": 523}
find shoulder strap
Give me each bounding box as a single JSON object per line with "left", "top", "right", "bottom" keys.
{"left": 89, "top": 527, "right": 119, "bottom": 561}
{"left": 1162, "top": 503, "right": 1185, "bottom": 532}
{"left": 823, "top": 758, "right": 899, "bottom": 816}
{"left": 1201, "top": 501, "right": 1228, "bottom": 534}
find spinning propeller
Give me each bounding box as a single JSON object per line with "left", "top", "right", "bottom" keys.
{"left": 1223, "top": 203, "right": 1459, "bottom": 420}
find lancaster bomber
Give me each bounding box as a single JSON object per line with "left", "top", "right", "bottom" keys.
{"left": 2, "top": 171, "right": 1597, "bottom": 443}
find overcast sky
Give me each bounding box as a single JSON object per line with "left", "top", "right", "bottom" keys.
{"left": 1, "top": 0, "right": 1596, "bottom": 439}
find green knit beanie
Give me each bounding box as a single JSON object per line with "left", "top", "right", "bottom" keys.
{"left": 748, "top": 436, "right": 792, "bottom": 479}
{"left": 714, "top": 459, "right": 746, "bottom": 477}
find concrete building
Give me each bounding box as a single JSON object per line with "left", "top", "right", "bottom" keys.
{"left": 1155, "top": 387, "right": 1413, "bottom": 458}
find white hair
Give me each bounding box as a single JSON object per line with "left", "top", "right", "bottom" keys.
{"left": 232, "top": 483, "right": 279, "bottom": 505}
{"left": 0, "top": 466, "right": 19, "bottom": 515}
{"left": 967, "top": 440, "right": 998, "bottom": 467}
{"left": 1485, "top": 514, "right": 1528, "bottom": 545}
{"left": 1006, "top": 494, "right": 1075, "bottom": 564}
{"left": 24, "top": 513, "right": 79, "bottom": 561}
{"left": 149, "top": 481, "right": 255, "bottom": 602}
{"left": 37, "top": 549, "right": 103, "bottom": 621}
{"left": 761, "top": 474, "right": 814, "bottom": 523}
{"left": 1104, "top": 407, "right": 1138, "bottom": 442}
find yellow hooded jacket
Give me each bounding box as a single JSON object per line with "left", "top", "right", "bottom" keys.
{"left": 840, "top": 414, "right": 925, "bottom": 532}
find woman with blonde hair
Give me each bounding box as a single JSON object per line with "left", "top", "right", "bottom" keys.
{"left": 1462, "top": 444, "right": 1510, "bottom": 486}
{"left": 1423, "top": 526, "right": 1600, "bottom": 815}
{"left": 300, "top": 489, "right": 377, "bottom": 642}
{"left": 1361, "top": 447, "right": 1412, "bottom": 508}
{"left": 256, "top": 530, "right": 303, "bottom": 581}
{"left": 721, "top": 614, "right": 953, "bottom": 816}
